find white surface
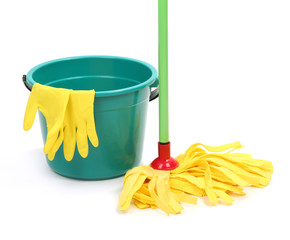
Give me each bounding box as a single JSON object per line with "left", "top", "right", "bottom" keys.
{"left": 1, "top": 0, "right": 289, "bottom": 239}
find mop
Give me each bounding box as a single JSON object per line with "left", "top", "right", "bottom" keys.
{"left": 118, "top": 0, "right": 273, "bottom": 215}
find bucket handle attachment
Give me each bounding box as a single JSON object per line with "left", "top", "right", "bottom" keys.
{"left": 149, "top": 77, "right": 159, "bottom": 102}
{"left": 23, "top": 74, "right": 159, "bottom": 101}
{"left": 23, "top": 75, "right": 32, "bottom": 91}
{"left": 149, "top": 87, "right": 159, "bottom": 101}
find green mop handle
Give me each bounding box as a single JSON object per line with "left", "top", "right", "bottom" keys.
{"left": 159, "top": 0, "right": 169, "bottom": 143}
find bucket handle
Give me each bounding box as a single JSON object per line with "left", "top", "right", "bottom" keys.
{"left": 149, "top": 77, "right": 159, "bottom": 102}
{"left": 149, "top": 87, "right": 159, "bottom": 101}
{"left": 23, "top": 75, "right": 32, "bottom": 91}
{"left": 23, "top": 74, "right": 159, "bottom": 101}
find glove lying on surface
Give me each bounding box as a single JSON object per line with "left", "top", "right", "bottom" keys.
{"left": 48, "top": 90, "right": 99, "bottom": 161}
{"left": 24, "top": 84, "right": 99, "bottom": 161}
{"left": 23, "top": 83, "right": 72, "bottom": 155}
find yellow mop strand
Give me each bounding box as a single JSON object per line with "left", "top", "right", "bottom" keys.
{"left": 119, "top": 142, "right": 273, "bottom": 215}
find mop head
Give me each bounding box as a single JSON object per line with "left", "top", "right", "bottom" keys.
{"left": 119, "top": 142, "right": 273, "bottom": 215}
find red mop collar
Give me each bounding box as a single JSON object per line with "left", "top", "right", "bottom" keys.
{"left": 150, "top": 142, "right": 179, "bottom": 171}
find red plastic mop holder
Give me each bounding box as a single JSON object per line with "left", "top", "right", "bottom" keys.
{"left": 150, "top": 142, "right": 179, "bottom": 170}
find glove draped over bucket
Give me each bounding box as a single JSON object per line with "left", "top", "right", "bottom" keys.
{"left": 23, "top": 83, "right": 99, "bottom": 161}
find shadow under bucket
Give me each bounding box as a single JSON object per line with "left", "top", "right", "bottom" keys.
{"left": 24, "top": 56, "right": 158, "bottom": 180}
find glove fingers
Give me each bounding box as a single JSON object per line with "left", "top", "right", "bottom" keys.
{"left": 87, "top": 120, "right": 99, "bottom": 148}
{"left": 63, "top": 126, "right": 76, "bottom": 161}
{"left": 43, "top": 87, "right": 71, "bottom": 143}
{"left": 48, "top": 89, "right": 71, "bottom": 135}
{"left": 47, "top": 128, "right": 64, "bottom": 161}
{"left": 45, "top": 93, "right": 70, "bottom": 141}
{"left": 43, "top": 131, "right": 59, "bottom": 154}
{"left": 77, "top": 126, "right": 89, "bottom": 158}
{"left": 23, "top": 94, "right": 38, "bottom": 131}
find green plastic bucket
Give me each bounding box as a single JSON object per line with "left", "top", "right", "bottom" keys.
{"left": 24, "top": 56, "right": 158, "bottom": 180}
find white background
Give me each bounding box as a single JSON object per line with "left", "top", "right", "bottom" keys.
{"left": 1, "top": 0, "right": 289, "bottom": 239}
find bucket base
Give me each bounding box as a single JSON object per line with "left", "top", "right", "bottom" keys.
{"left": 49, "top": 167, "right": 127, "bottom": 180}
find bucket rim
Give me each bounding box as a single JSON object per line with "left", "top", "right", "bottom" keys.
{"left": 26, "top": 55, "right": 158, "bottom": 97}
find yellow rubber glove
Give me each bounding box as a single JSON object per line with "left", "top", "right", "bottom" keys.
{"left": 48, "top": 90, "right": 99, "bottom": 161}
{"left": 23, "top": 83, "right": 72, "bottom": 155}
